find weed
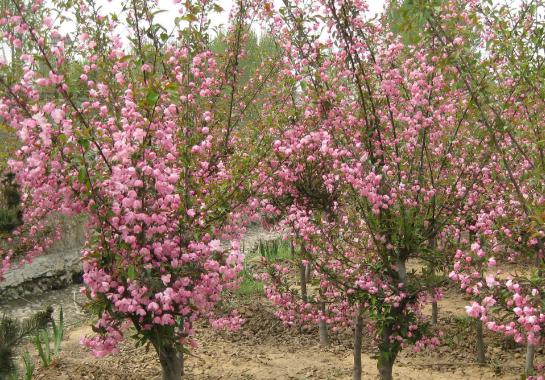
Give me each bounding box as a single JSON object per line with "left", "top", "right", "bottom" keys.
{"left": 237, "top": 269, "right": 264, "bottom": 296}
{"left": 22, "top": 351, "right": 35, "bottom": 380}
{"left": 34, "top": 307, "right": 64, "bottom": 367}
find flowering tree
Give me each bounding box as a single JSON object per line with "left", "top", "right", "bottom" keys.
{"left": 254, "top": 0, "right": 495, "bottom": 378}
{"left": 426, "top": 0, "right": 545, "bottom": 376}
{"left": 0, "top": 0, "right": 289, "bottom": 378}
{"left": 2, "top": 0, "right": 543, "bottom": 379}
{"left": 258, "top": 128, "right": 354, "bottom": 346}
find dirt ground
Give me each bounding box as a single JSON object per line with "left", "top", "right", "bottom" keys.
{"left": 11, "top": 232, "right": 538, "bottom": 379}
{"left": 31, "top": 288, "right": 537, "bottom": 380}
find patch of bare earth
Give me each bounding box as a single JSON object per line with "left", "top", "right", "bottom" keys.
{"left": 32, "top": 291, "right": 537, "bottom": 380}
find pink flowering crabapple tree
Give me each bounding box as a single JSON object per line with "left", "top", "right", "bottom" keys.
{"left": 254, "top": 0, "right": 495, "bottom": 378}
{"left": 258, "top": 130, "right": 355, "bottom": 347}
{"left": 0, "top": 0, "right": 290, "bottom": 378}
{"left": 423, "top": 0, "right": 545, "bottom": 376}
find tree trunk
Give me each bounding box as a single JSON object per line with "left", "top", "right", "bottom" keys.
{"left": 156, "top": 344, "right": 183, "bottom": 380}
{"left": 353, "top": 304, "right": 364, "bottom": 380}
{"left": 397, "top": 258, "right": 407, "bottom": 283}
{"left": 377, "top": 321, "right": 397, "bottom": 380}
{"left": 378, "top": 356, "right": 394, "bottom": 380}
{"left": 318, "top": 302, "right": 329, "bottom": 346}
{"left": 299, "top": 262, "right": 308, "bottom": 303}
{"left": 526, "top": 343, "right": 535, "bottom": 376}
{"left": 475, "top": 319, "right": 486, "bottom": 365}
{"left": 375, "top": 257, "right": 406, "bottom": 380}
{"left": 305, "top": 262, "right": 312, "bottom": 281}
{"left": 429, "top": 237, "right": 438, "bottom": 325}
{"left": 290, "top": 240, "right": 296, "bottom": 259}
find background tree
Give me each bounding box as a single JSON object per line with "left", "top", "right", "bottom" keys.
{"left": 431, "top": 0, "right": 545, "bottom": 376}
{"left": 257, "top": 1, "right": 493, "bottom": 379}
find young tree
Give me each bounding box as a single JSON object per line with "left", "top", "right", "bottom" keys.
{"left": 0, "top": 307, "right": 52, "bottom": 379}
{"left": 0, "top": 0, "right": 289, "bottom": 378}
{"left": 257, "top": 0, "right": 492, "bottom": 378}
{"left": 432, "top": 0, "right": 545, "bottom": 376}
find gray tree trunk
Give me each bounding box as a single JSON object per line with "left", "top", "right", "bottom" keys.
{"left": 475, "top": 319, "right": 486, "bottom": 365}
{"left": 156, "top": 344, "right": 183, "bottom": 380}
{"left": 397, "top": 258, "right": 407, "bottom": 283}
{"left": 299, "top": 262, "right": 308, "bottom": 303}
{"left": 378, "top": 356, "right": 394, "bottom": 380}
{"left": 378, "top": 322, "right": 396, "bottom": 380}
{"left": 353, "top": 305, "right": 364, "bottom": 380}
{"left": 526, "top": 343, "right": 535, "bottom": 376}
{"left": 319, "top": 302, "right": 329, "bottom": 346}
{"left": 376, "top": 257, "right": 406, "bottom": 379}
{"left": 305, "top": 262, "right": 312, "bottom": 281}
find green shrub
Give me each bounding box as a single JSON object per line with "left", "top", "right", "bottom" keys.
{"left": 255, "top": 238, "right": 292, "bottom": 262}
{"left": 22, "top": 351, "right": 35, "bottom": 380}
{"left": 0, "top": 207, "right": 21, "bottom": 233}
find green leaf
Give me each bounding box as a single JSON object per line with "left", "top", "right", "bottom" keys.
{"left": 78, "top": 167, "right": 87, "bottom": 185}
{"left": 57, "top": 133, "right": 68, "bottom": 144}
{"left": 127, "top": 265, "right": 136, "bottom": 280}
{"left": 22, "top": 351, "right": 35, "bottom": 380}
{"left": 182, "top": 14, "right": 198, "bottom": 22}
{"left": 146, "top": 89, "right": 160, "bottom": 105}
{"left": 77, "top": 137, "right": 90, "bottom": 150}
{"left": 494, "top": 117, "right": 508, "bottom": 131}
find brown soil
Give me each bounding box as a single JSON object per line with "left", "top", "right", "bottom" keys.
{"left": 20, "top": 237, "right": 541, "bottom": 380}
{"left": 31, "top": 290, "right": 537, "bottom": 380}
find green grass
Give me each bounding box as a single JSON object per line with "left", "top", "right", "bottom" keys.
{"left": 236, "top": 269, "right": 264, "bottom": 297}
{"left": 235, "top": 238, "right": 293, "bottom": 297}
{"left": 252, "top": 238, "right": 292, "bottom": 262}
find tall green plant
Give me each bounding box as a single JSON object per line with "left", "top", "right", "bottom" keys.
{"left": 34, "top": 307, "right": 64, "bottom": 367}
{"left": 21, "top": 351, "right": 34, "bottom": 380}
{"left": 388, "top": 0, "right": 446, "bottom": 43}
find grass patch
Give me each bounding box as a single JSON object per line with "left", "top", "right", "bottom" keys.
{"left": 236, "top": 238, "right": 292, "bottom": 297}
{"left": 252, "top": 238, "right": 292, "bottom": 262}
{"left": 236, "top": 269, "right": 264, "bottom": 297}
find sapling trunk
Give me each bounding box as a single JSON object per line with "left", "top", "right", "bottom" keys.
{"left": 431, "top": 300, "right": 438, "bottom": 325}
{"left": 299, "top": 262, "right": 308, "bottom": 303}
{"left": 428, "top": 238, "right": 438, "bottom": 325}
{"left": 353, "top": 305, "right": 364, "bottom": 380}
{"left": 155, "top": 344, "right": 183, "bottom": 380}
{"left": 475, "top": 319, "right": 486, "bottom": 365}
{"left": 378, "top": 324, "right": 396, "bottom": 380}
{"left": 305, "top": 262, "right": 312, "bottom": 281}
{"left": 397, "top": 258, "right": 407, "bottom": 283}
{"left": 378, "top": 355, "right": 394, "bottom": 380}
{"left": 319, "top": 301, "right": 329, "bottom": 346}
{"left": 525, "top": 343, "right": 535, "bottom": 376}
{"left": 376, "top": 258, "right": 406, "bottom": 380}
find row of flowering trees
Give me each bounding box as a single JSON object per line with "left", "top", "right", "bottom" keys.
{"left": 0, "top": 0, "right": 544, "bottom": 379}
